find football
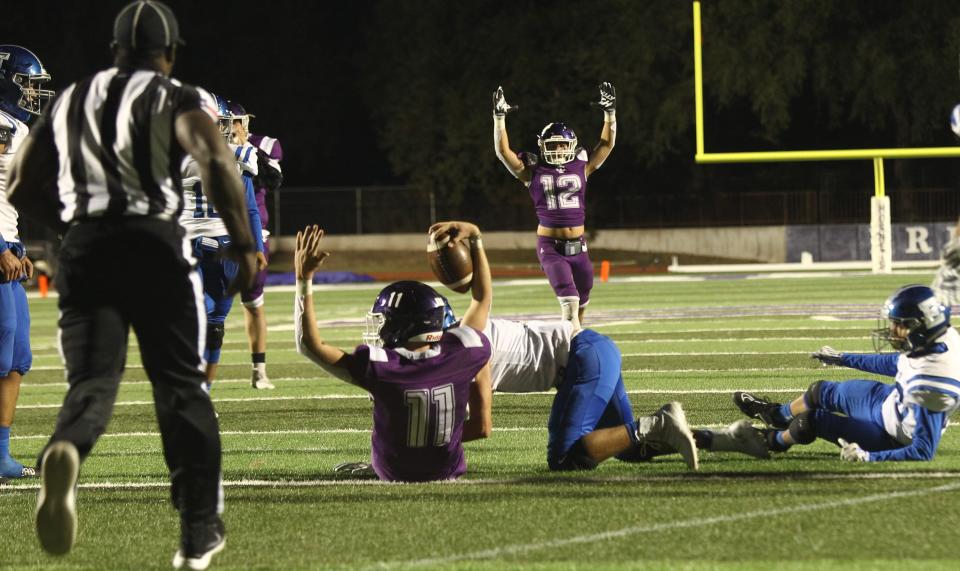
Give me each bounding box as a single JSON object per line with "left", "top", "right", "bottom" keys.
{"left": 427, "top": 233, "right": 474, "bottom": 293}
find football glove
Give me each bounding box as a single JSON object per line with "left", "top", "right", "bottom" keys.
{"left": 810, "top": 346, "right": 843, "bottom": 367}
{"left": 838, "top": 438, "right": 870, "bottom": 462}
{"left": 932, "top": 264, "right": 960, "bottom": 306}
{"left": 592, "top": 81, "right": 616, "bottom": 112}
{"left": 493, "top": 86, "right": 517, "bottom": 117}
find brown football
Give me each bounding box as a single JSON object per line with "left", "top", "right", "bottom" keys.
{"left": 427, "top": 233, "right": 474, "bottom": 294}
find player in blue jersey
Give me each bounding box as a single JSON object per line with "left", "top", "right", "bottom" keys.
{"left": 492, "top": 83, "right": 616, "bottom": 330}
{"left": 178, "top": 93, "right": 265, "bottom": 388}
{"left": 294, "top": 222, "right": 493, "bottom": 481}
{"left": 735, "top": 285, "right": 960, "bottom": 462}
{"left": 0, "top": 45, "right": 52, "bottom": 480}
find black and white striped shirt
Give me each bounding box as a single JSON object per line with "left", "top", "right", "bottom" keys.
{"left": 35, "top": 67, "right": 217, "bottom": 223}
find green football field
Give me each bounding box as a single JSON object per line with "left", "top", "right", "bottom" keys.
{"left": 3, "top": 272, "right": 960, "bottom": 570}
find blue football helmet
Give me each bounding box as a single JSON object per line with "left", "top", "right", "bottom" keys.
{"left": 211, "top": 93, "right": 232, "bottom": 140}
{"left": 538, "top": 122, "right": 577, "bottom": 165}
{"left": 873, "top": 285, "right": 951, "bottom": 353}
{"left": 363, "top": 281, "right": 453, "bottom": 348}
{"left": 0, "top": 45, "right": 54, "bottom": 122}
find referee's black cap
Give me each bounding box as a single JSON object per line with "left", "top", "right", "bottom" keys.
{"left": 112, "top": 1, "right": 185, "bottom": 51}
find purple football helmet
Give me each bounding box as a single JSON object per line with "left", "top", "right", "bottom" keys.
{"left": 538, "top": 122, "right": 577, "bottom": 165}
{"left": 363, "top": 281, "right": 453, "bottom": 348}
{"left": 226, "top": 100, "right": 254, "bottom": 132}
{"left": 0, "top": 45, "right": 54, "bottom": 122}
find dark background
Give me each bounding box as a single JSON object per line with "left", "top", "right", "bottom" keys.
{"left": 5, "top": 0, "right": 960, "bottom": 231}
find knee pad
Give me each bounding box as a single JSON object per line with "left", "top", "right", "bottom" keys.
{"left": 206, "top": 322, "right": 225, "bottom": 351}
{"left": 787, "top": 411, "right": 818, "bottom": 445}
{"left": 549, "top": 438, "right": 599, "bottom": 472}
{"left": 804, "top": 380, "right": 826, "bottom": 409}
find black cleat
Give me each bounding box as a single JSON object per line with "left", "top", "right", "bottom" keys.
{"left": 733, "top": 391, "right": 789, "bottom": 430}
{"left": 760, "top": 428, "right": 791, "bottom": 453}
{"left": 173, "top": 517, "right": 226, "bottom": 570}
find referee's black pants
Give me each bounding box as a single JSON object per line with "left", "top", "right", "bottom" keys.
{"left": 41, "top": 218, "right": 221, "bottom": 523}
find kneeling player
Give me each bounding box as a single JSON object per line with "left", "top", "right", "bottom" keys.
{"left": 294, "top": 223, "right": 492, "bottom": 482}
{"left": 735, "top": 285, "right": 959, "bottom": 462}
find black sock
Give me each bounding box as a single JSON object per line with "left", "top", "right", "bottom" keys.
{"left": 252, "top": 352, "right": 266, "bottom": 364}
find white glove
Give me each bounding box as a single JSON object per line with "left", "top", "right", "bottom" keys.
{"left": 811, "top": 346, "right": 843, "bottom": 366}
{"left": 933, "top": 237, "right": 960, "bottom": 306}
{"left": 492, "top": 86, "right": 517, "bottom": 117}
{"left": 593, "top": 81, "right": 616, "bottom": 113}
{"left": 951, "top": 104, "right": 960, "bottom": 138}
{"left": 838, "top": 438, "right": 870, "bottom": 462}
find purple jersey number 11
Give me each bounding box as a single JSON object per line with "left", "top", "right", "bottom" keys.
{"left": 404, "top": 384, "right": 455, "bottom": 447}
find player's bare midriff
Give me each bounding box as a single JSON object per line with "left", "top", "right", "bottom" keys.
{"left": 537, "top": 224, "right": 584, "bottom": 240}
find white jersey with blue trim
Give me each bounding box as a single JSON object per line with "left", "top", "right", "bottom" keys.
{"left": 882, "top": 327, "right": 960, "bottom": 444}
{"left": 0, "top": 109, "right": 28, "bottom": 243}
{"left": 484, "top": 318, "right": 573, "bottom": 392}
{"left": 178, "top": 155, "right": 228, "bottom": 240}
{"left": 177, "top": 141, "right": 259, "bottom": 240}
{"left": 230, "top": 142, "right": 258, "bottom": 177}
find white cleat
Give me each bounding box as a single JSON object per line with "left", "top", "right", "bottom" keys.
{"left": 639, "top": 402, "right": 699, "bottom": 471}
{"left": 710, "top": 419, "right": 770, "bottom": 459}
{"left": 35, "top": 441, "right": 80, "bottom": 556}
{"left": 251, "top": 369, "right": 275, "bottom": 390}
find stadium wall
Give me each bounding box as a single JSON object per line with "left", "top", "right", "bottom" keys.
{"left": 272, "top": 226, "right": 787, "bottom": 262}
{"left": 272, "top": 222, "right": 954, "bottom": 264}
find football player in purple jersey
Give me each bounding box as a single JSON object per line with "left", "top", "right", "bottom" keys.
{"left": 227, "top": 102, "right": 282, "bottom": 390}
{"left": 293, "top": 222, "right": 494, "bottom": 482}
{"left": 493, "top": 83, "right": 616, "bottom": 331}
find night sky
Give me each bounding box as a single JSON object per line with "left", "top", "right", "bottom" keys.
{"left": 2, "top": 0, "right": 391, "bottom": 187}
{"left": 6, "top": 1, "right": 960, "bottom": 232}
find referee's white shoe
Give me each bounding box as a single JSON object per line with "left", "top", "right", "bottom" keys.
{"left": 35, "top": 441, "right": 80, "bottom": 555}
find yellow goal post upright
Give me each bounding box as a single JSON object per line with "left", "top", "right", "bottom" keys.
{"left": 692, "top": 0, "right": 960, "bottom": 273}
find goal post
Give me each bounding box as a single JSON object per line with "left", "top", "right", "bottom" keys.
{"left": 692, "top": 0, "right": 960, "bottom": 273}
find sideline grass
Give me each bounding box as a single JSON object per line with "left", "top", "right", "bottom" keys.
{"left": 3, "top": 272, "right": 960, "bottom": 570}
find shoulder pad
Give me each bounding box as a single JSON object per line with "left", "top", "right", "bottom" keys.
{"left": 576, "top": 148, "right": 588, "bottom": 161}
{"left": 521, "top": 152, "right": 539, "bottom": 168}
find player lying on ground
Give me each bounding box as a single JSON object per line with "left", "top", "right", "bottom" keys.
{"left": 483, "top": 318, "right": 769, "bottom": 465}
{"left": 492, "top": 83, "right": 615, "bottom": 330}
{"left": 735, "top": 285, "right": 959, "bottom": 462}
{"left": 294, "top": 223, "right": 493, "bottom": 482}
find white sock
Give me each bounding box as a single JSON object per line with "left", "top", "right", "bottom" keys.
{"left": 558, "top": 296, "right": 582, "bottom": 332}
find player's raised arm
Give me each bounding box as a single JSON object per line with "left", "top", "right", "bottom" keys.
{"left": 585, "top": 82, "right": 617, "bottom": 178}
{"left": 293, "top": 225, "right": 357, "bottom": 383}
{"left": 463, "top": 363, "right": 493, "bottom": 441}
{"left": 492, "top": 86, "right": 530, "bottom": 183}
{"left": 429, "top": 221, "right": 492, "bottom": 333}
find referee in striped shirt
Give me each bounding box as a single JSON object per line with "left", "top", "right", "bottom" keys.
{"left": 8, "top": 2, "right": 255, "bottom": 568}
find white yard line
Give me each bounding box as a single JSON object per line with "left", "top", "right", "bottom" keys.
{"left": 14, "top": 388, "right": 808, "bottom": 410}
{"left": 365, "top": 481, "right": 960, "bottom": 569}
{"left": 2, "top": 472, "right": 958, "bottom": 494}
